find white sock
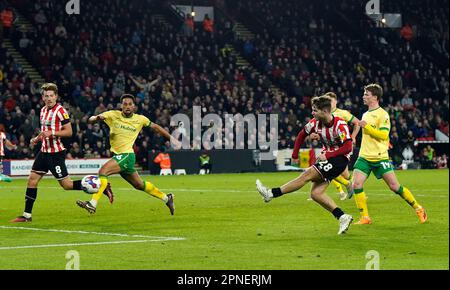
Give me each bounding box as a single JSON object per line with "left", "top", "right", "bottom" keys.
{"left": 162, "top": 195, "right": 169, "bottom": 203}
{"left": 23, "top": 212, "right": 32, "bottom": 218}
{"left": 90, "top": 199, "right": 98, "bottom": 207}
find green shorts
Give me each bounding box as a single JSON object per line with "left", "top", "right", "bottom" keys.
{"left": 353, "top": 157, "right": 394, "bottom": 179}
{"left": 112, "top": 153, "right": 136, "bottom": 175}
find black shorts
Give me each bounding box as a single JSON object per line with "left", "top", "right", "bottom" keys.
{"left": 32, "top": 151, "right": 69, "bottom": 180}
{"left": 313, "top": 155, "right": 349, "bottom": 182}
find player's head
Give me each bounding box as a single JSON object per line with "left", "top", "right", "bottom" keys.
{"left": 41, "top": 83, "right": 58, "bottom": 108}
{"left": 363, "top": 83, "right": 383, "bottom": 106}
{"left": 120, "top": 94, "right": 136, "bottom": 117}
{"left": 311, "top": 95, "right": 332, "bottom": 122}
{"left": 324, "top": 92, "right": 338, "bottom": 110}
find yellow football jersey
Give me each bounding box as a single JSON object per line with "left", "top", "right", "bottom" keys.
{"left": 359, "top": 107, "right": 390, "bottom": 161}
{"left": 332, "top": 108, "right": 354, "bottom": 124}
{"left": 100, "top": 110, "right": 151, "bottom": 154}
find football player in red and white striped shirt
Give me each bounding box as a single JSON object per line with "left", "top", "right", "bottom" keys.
{"left": 0, "top": 130, "right": 17, "bottom": 182}
{"left": 11, "top": 83, "right": 112, "bottom": 223}
{"left": 256, "top": 95, "right": 354, "bottom": 235}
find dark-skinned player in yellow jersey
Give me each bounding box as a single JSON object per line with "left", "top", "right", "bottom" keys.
{"left": 76, "top": 94, "right": 181, "bottom": 215}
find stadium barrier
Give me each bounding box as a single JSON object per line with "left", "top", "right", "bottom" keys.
{"left": 160, "top": 149, "right": 277, "bottom": 174}
{"left": 2, "top": 159, "right": 110, "bottom": 176}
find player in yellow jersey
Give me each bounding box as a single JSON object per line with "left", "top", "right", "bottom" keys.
{"left": 310, "top": 92, "right": 360, "bottom": 200}
{"left": 76, "top": 94, "right": 181, "bottom": 215}
{"left": 352, "top": 84, "right": 427, "bottom": 224}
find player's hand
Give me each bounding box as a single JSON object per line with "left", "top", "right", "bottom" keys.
{"left": 309, "top": 133, "right": 320, "bottom": 140}
{"left": 291, "top": 158, "right": 299, "bottom": 165}
{"left": 352, "top": 137, "right": 357, "bottom": 145}
{"left": 317, "top": 152, "right": 327, "bottom": 161}
{"left": 97, "top": 115, "right": 106, "bottom": 121}
{"left": 359, "top": 120, "right": 367, "bottom": 128}
{"left": 30, "top": 134, "right": 42, "bottom": 145}
{"left": 41, "top": 131, "right": 53, "bottom": 139}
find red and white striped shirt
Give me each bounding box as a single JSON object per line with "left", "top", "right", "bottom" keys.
{"left": 40, "top": 104, "right": 71, "bottom": 153}
{"left": 0, "top": 131, "right": 6, "bottom": 157}
{"left": 304, "top": 116, "right": 352, "bottom": 159}
{"left": 292, "top": 116, "right": 352, "bottom": 161}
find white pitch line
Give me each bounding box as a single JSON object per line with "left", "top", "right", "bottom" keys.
{"left": 0, "top": 226, "right": 185, "bottom": 241}
{"left": 0, "top": 239, "right": 173, "bottom": 250}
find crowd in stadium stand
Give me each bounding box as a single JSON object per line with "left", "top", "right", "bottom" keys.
{"left": 0, "top": 0, "right": 448, "bottom": 170}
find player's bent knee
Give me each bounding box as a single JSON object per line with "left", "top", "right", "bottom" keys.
{"left": 27, "top": 176, "right": 40, "bottom": 187}
{"left": 352, "top": 179, "right": 364, "bottom": 189}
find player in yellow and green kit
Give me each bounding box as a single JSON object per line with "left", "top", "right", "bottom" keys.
{"left": 352, "top": 84, "right": 427, "bottom": 224}
{"left": 310, "top": 92, "right": 360, "bottom": 200}
{"left": 76, "top": 94, "right": 181, "bottom": 215}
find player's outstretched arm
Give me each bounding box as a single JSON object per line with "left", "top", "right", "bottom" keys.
{"left": 148, "top": 76, "right": 161, "bottom": 88}
{"left": 88, "top": 115, "right": 106, "bottom": 124}
{"left": 150, "top": 123, "right": 181, "bottom": 149}
{"left": 129, "top": 75, "right": 145, "bottom": 89}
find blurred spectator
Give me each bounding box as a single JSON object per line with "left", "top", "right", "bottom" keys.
{"left": 181, "top": 14, "right": 194, "bottom": 37}
{"left": 0, "top": 6, "right": 13, "bottom": 38}
{"left": 153, "top": 147, "right": 172, "bottom": 175}
{"left": 202, "top": 14, "right": 214, "bottom": 33}
{"left": 400, "top": 92, "right": 415, "bottom": 111}
{"left": 400, "top": 23, "right": 414, "bottom": 41}
{"left": 435, "top": 154, "right": 448, "bottom": 169}
{"left": 199, "top": 151, "right": 212, "bottom": 174}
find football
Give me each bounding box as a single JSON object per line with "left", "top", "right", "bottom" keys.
{"left": 81, "top": 175, "right": 101, "bottom": 194}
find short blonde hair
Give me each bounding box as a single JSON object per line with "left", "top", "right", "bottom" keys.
{"left": 41, "top": 83, "right": 58, "bottom": 95}
{"left": 364, "top": 83, "right": 383, "bottom": 99}
{"left": 324, "top": 92, "right": 337, "bottom": 100}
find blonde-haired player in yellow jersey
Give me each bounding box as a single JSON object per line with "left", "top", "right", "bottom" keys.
{"left": 76, "top": 94, "right": 181, "bottom": 215}
{"left": 352, "top": 84, "right": 427, "bottom": 224}
{"left": 310, "top": 92, "right": 360, "bottom": 200}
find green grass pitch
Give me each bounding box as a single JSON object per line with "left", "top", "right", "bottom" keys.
{"left": 0, "top": 170, "right": 448, "bottom": 270}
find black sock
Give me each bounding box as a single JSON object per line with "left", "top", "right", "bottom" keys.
{"left": 271, "top": 187, "right": 283, "bottom": 198}
{"left": 332, "top": 207, "right": 345, "bottom": 220}
{"left": 72, "top": 180, "right": 82, "bottom": 190}
{"left": 25, "top": 188, "right": 38, "bottom": 214}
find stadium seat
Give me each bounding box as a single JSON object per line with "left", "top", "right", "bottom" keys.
{"left": 160, "top": 169, "right": 173, "bottom": 176}
{"left": 174, "top": 169, "right": 186, "bottom": 175}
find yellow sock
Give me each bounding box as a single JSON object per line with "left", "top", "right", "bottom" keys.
{"left": 334, "top": 175, "right": 350, "bottom": 187}
{"left": 331, "top": 179, "right": 344, "bottom": 193}
{"left": 144, "top": 181, "right": 168, "bottom": 202}
{"left": 354, "top": 189, "right": 369, "bottom": 217}
{"left": 396, "top": 186, "right": 421, "bottom": 210}
{"left": 91, "top": 175, "right": 108, "bottom": 203}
